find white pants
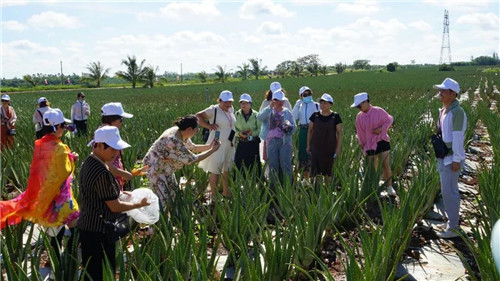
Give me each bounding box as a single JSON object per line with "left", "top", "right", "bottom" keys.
{"left": 437, "top": 159, "right": 462, "bottom": 230}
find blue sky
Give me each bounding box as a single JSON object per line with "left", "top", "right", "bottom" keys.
{"left": 1, "top": 0, "right": 498, "bottom": 79}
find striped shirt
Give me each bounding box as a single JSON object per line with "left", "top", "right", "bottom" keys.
{"left": 77, "top": 154, "right": 121, "bottom": 233}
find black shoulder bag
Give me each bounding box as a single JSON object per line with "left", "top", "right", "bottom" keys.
{"left": 431, "top": 126, "right": 449, "bottom": 159}
{"left": 202, "top": 106, "right": 217, "bottom": 142}
{"left": 103, "top": 213, "right": 130, "bottom": 243}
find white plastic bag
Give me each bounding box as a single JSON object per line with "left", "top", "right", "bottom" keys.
{"left": 120, "top": 188, "right": 160, "bottom": 224}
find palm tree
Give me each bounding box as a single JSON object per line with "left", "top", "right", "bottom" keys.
{"left": 197, "top": 71, "right": 208, "bottom": 83}
{"left": 290, "top": 61, "right": 302, "bottom": 77}
{"left": 23, "top": 74, "right": 36, "bottom": 87}
{"left": 115, "top": 55, "right": 148, "bottom": 88}
{"left": 82, "top": 61, "right": 110, "bottom": 88}
{"left": 214, "top": 65, "right": 230, "bottom": 83}
{"left": 143, "top": 65, "right": 159, "bottom": 88}
{"left": 236, "top": 63, "right": 249, "bottom": 80}
{"left": 248, "top": 58, "right": 267, "bottom": 80}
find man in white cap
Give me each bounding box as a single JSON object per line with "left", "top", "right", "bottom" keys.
{"left": 1, "top": 94, "right": 17, "bottom": 150}
{"left": 70, "top": 92, "right": 90, "bottom": 135}
{"left": 234, "top": 93, "right": 262, "bottom": 177}
{"left": 292, "top": 86, "right": 319, "bottom": 180}
{"left": 196, "top": 90, "right": 236, "bottom": 197}
{"left": 78, "top": 125, "right": 150, "bottom": 281}
{"left": 433, "top": 77, "right": 466, "bottom": 239}
{"left": 33, "top": 97, "right": 50, "bottom": 139}
{"left": 351, "top": 92, "right": 396, "bottom": 196}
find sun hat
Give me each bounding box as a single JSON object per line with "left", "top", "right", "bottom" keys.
{"left": 319, "top": 93, "right": 334, "bottom": 104}
{"left": 38, "top": 97, "right": 48, "bottom": 104}
{"left": 433, "top": 78, "right": 460, "bottom": 94}
{"left": 1, "top": 94, "right": 10, "bottom": 101}
{"left": 239, "top": 93, "right": 252, "bottom": 103}
{"left": 101, "top": 102, "right": 133, "bottom": 118}
{"left": 43, "top": 108, "right": 71, "bottom": 127}
{"left": 351, "top": 92, "right": 369, "bottom": 108}
{"left": 272, "top": 90, "right": 285, "bottom": 101}
{"left": 219, "top": 90, "right": 234, "bottom": 102}
{"left": 270, "top": 81, "right": 282, "bottom": 93}
{"left": 299, "top": 86, "right": 311, "bottom": 96}
{"left": 87, "top": 125, "right": 131, "bottom": 150}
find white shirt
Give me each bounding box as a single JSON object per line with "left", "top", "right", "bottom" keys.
{"left": 439, "top": 100, "right": 467, "bottom": 165}
{"left": 292, "top": 100, "right": 319, "bottom": 125}
{"left": 33, "top": 106, "right": 50, "bottom": 131}
{"left": 71, "top": 100, "right": 90, "bottom": 121}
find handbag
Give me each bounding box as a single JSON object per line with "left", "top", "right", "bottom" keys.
{"left": 103, "top": 213, "right": 130, "bottom": 243}
{"left": 431, "top": 127, "right": 449, "bottom": 158}
{"left": 202, "top": 106, "right": 217, "bottom": 142}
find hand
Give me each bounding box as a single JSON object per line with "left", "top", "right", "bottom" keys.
{"left": 451, "top": 162, "right": 461, "bottom": 172}
{"left": 132, "top": 165, "right": 148, "bottom": 177}
{"left": 372, "top": 127, "right": 382, "bottom": 135}
{"left": 209, "top": 123, "right": 219, "bottom": 130}
{"left": 138, "top": 197, "right": 150, "bottom": 208}
{"left": 121, "top": 191, "right": 132, "bottom": 197}
{"left": 239, "top": 131, "right": 248, "bottom": 138}
{"left": 211, "top": 139, "right": 221, "bottom": 152}
{"left": 246, "top": 130, "right": 253, "bottom": 136}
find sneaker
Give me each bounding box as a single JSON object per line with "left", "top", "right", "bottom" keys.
{"left": 386, "top": 186, "right": 397, "bottom": 196}
{"left": 437, "top": 229, "right": 459, "bottom": 239}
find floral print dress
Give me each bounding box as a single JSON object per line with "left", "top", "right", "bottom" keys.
{"left": 143, "top": 126, "right": 197, "bottom": 207}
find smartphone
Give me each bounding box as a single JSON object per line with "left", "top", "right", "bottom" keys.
{"left": 214, "top": 130, "right": 220, "bottom": 140}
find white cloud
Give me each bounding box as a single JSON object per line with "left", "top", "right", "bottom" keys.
{"left": 243, "top": 34, "right": 262, "bottom": 44}
{"left": 457, "top": 13, "right": 499, "bottom": 30}
{"left": 2, "top": 20, "right": 27, "bottom": 31}
{"left": 137, "top": 12, "right": 157, "bottom": 21}
{"left": 159, "top": 0, "right": 220, "bottom": 20}
{"left": 336, "top": 0, "right": 380, "bottom": 16}
{"left": 27, "top": 11, "right": 81, "bottom": 29}
{"left": 239, "top": 0, "right": 295, "bottom": 19}
{"left": 1, "top": 0, "right": 27, "bottom": 7}
{"left": 408, "top": 20, "right": 433, "bottom": 32}
{"left": 422, "top": 0, "right": 488, "bottom": 11}
{"left": 257, "top": 21, "right": 283, "bottom": 35}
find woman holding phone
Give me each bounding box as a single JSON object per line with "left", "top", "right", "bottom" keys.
{"left": 196, "top": 90, "right": 236, "bottom": 197}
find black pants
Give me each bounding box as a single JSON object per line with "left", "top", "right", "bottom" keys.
{"left": 74, "top": 119, "right": 88, "bottom": 135}
{"left": 79, "top": 229, "right": 116, "bottom": 281}
{"left": 234, "top": 139, "right": 261, "bottom": 178}
{"left": 50, "top": 227, "right": 76, "bottom": 262}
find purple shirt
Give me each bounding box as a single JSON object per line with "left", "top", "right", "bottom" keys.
{"left": 266, "top": 109, "right": 285, "bottom": 141}
{"left": 355, "top": 105, "right": 393, "bottom": 154}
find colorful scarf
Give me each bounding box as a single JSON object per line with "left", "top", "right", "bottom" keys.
{"left": 1, "top": 134, "right": 79, "bottom": 229}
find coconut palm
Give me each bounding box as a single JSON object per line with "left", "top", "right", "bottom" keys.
{"left": 82, "top": 61, "right": 110, "bottom": 88}
{"left": 248, "top": 58, "right": 267, "bottom": 80}
{"left": 115, "top": 55, "right": 148, "bottom": 89}
{"left": 23, "top": 74, "right": 36, "bottom": 87}
{"left": 197, "top": 71, "right": 208, "bottom": 83}
{"left": 214, "top": 65, "right": 230, "bottom": 83}
{"left": 236, "top": 63, "right": 250, "bottom": 80}
{"left": 143, "top": 65, "right": 159, "bottom": 88}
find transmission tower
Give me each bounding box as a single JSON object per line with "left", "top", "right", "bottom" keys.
{"left": 439, "top": 9, "right": 452, "bottom": 65}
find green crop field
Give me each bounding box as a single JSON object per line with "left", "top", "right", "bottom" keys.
{"left": 1, "top": 66, "right": 499, "bottom": 280}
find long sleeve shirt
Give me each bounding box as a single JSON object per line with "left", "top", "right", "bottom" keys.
{"left": 71, "top": 101, "right": 90, "bottom": 122}
{"left": 33, "top": 107, "right": 50, "bottom": 132}
{"left": 235, "top": 109, "right": 261, "bottom": 138}
{"left": 438, "top": 100, "right": 467, "bottom": 165}
{"left": 355, "top": 105, "right": 393, "bottom": 154}
{"left": 292, "top": 100, "right": 319, "bottom": 125}
{"left": 1, "top": 106, "right": 17, "bottom": 126}
{"left": 257, "top": 106, "right": 296, "bottom": 145}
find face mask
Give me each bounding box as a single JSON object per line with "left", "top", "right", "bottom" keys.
{"left": 302, "top": 96, "right": 313, "bottom": 103}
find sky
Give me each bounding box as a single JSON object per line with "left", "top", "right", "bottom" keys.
{"left": 1, "top": 0, "right": 499, "bottom": 79}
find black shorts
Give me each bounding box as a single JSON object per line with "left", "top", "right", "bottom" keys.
{"left": 366, "top": 140, "right": 391, "bottom": 156}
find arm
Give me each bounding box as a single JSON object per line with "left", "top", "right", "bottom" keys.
{"left": 105, "top": 197, "right": 150, "bottom": 213}
{"left": 356, "top": 116, "right": 366, "bottom": 149}
{"left": 71, "top": 104, "right": 75, "bottom": 123}
{"left": 107, "top": 161, "right": 133, "bottom": 182}
{"left": 257, "top": 106, "right": 272, "bottom": 123}
{"left": 192, "top": 143, "right": 211, "bottom": 153}
{"left": 451, "top": 109, "right": 466, "bottom": 168}
{"left": 196, "top": 107, "right": 218, "bottom": 130}
{"left": 380, "top": 109, "right": 394, "bottom": 134}
{"left": 193, "top": 140, "right": 221, "bottom": 163}
{"left": 285, "top": 110, "right": 297, "bottom": 135}
{"left": 85, "top": 103, "right": 90, "bottom": 117}
{"left": 336, "top": 123, "right": 343, "bottom": 156}
{"left": 307, "top": 121, "right": 314, "bottom": 154}
{"left": 9, "top": 107, "right": 17, "bottom": 125}
{"left": 253, "top": 114, "right": 262, "bottom": 137}
{"left": 292, "top": 100, "right": 301, "bottom": 121}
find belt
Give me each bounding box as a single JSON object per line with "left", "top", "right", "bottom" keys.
{"left": 299, "top": 124, "right": 309, "bottom": 129}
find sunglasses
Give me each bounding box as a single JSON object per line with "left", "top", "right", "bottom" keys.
{"left": 302, "top": 92, "right": 312, "bottom": 97}
{"left": 1, "top": 100, "right": 8, "bottom": 102}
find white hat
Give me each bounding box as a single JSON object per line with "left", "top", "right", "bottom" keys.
{"left": 43, "top": 108, "right": 71, "bottom": 126}
{"left": 433, "top": 78, "right": 460, "bottom": 94}
{"left": 272, "top": 90, "right": 285, "bottom": 101}
{"left": 299, "top": 86, "right": 311, "bottom": 96}
{"left": 270, "top": 81, "right": 282, "bottom": 93}
{"left": 101, "top": 102, "right": 133, "bottom": 118}
{"left": 351, "top": 92, "right": 369, "bottom": 108}
{"left": 219, "top": 90, "right": 234, "bottom": 102}
{"left": 239, "top": 93, "right": 252, "bottom": 103}
{"left": 1, "top": 94, "right": 10, "bottom": 101}
{"left": 320, "top": 93, "right": 334, "bottom": 104}
{"left": 38, "top": 97, "right": 48, "bottom": 104}
{"left": 87, "top": 125, "right": 131, "bottom": 150}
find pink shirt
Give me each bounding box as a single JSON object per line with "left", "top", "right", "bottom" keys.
{"left": 355, "top": 105, "right": 393, "bottom": 154}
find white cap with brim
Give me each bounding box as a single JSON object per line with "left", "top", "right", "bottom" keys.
{"left": 219, "top": 90, "right": 234, "bottom": 101}
{"left": 272, "top": 90, "right": 285, "bottom": 101}
{"left": 87, "top": 125, "right": 131, "bottom": 150}
{"left": 239, "top": 93, "right": 252, "bottom": 103}
{"left": 270, "top": 81, "right": 282, "bottom": 93}
{"left": 351, "top": 92, "right": 369, "bottom": 108}
{"left": 320, "top": 93, "right": 334, "bottom": 104}
{"left": 299, "top": 86, "right": 311, "bottom": 96}
{"left": 43, "top": 108, "right": 71, "bottom": 127}
{"left": 38, "top": 97, "right": 48, "bottom": 104}
{"left": 433, "top": 77, "right": 460, "bottom": 94}
{"left": 101, "top": 102, "right": 133, "bottom": 118}
{"left": 1, "top": 94, "right": 10, "bottom": 101}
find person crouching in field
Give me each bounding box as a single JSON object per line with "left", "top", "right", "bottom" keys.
{"left": 143, "top": 115, "right": 220, "bottom": 209}
{"left": 307, "top": 93, "right": 342, "bottom": 179}
{"left": 352, "top": 92, "right": 397, "bottom": 197}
